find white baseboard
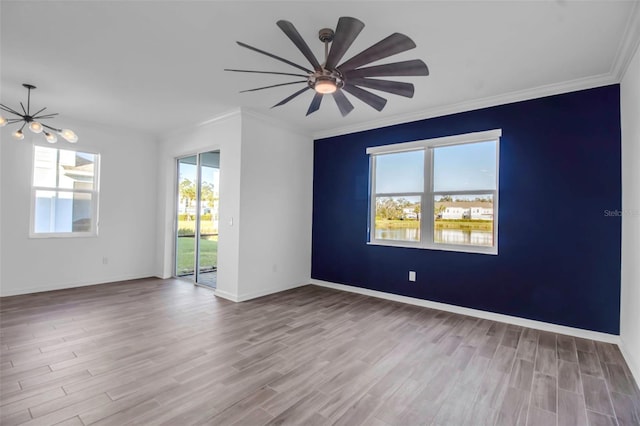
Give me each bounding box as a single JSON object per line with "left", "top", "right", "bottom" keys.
{"left": 237, "top": 282, "right": 308, "bottom": 302}
{"left": 215, "top": 281, "right": 309, "bottom": 303}
{"left": 0, "top": 274, "right": 156, "bottom": 297}
{"left": 310, "top": 279, "right": 621, "bottom": 344}
{"left": 213, "top": 288, "right": 240, "bottom": 302}
{"left": 619, "top": 338, "right": 640, "bottom": 387}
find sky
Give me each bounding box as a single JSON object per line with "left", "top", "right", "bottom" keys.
{"left": 375, "top": 140, "right": 497, "bottom": 194}
{"left": 178, "top": 154, "right": 220, "bottom": 189}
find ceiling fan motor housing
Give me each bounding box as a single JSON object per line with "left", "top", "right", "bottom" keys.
{"left": 308, "top": 70, "right": 343, "bottom": 93}
{"left": 318, "top": 28, "right": 335, "bottom": 43}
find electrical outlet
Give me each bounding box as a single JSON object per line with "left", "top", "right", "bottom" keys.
{"left": 102, "top": 257, "right": 109, "bottom": 265}
{"left": 409, "top": 271, "right": 416, "bottom": 282}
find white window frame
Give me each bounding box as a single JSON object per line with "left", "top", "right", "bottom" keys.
{"left": 29, "top": 144, "right": 101, "bottom": 238}
{"left": 367, "top": 129, "right": 501, "bottom": 255}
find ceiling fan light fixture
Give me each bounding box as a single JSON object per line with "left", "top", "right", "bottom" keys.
{"left": 314, "top": 77, "right": 337, "bottom": 94}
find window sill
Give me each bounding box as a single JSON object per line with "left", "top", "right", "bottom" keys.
{"left": 29, "top": 232, "right": 98, "bottom": 239}
{"left": 367, "top": 240, "right": 498, "bottom": 255}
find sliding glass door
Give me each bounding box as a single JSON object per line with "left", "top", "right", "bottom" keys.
{"left": 175, "top": 151, "right": 219, "bottom": 288}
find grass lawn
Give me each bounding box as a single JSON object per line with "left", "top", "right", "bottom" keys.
{"left": 375, "top": 219, "right": 421, "bottom": 229}
{"left": 435, "top": 219, "right": 492, "bottom": 231}
{"left": 177, "top": 220, "right": 217, "bottom": 236}
{"left": 176, "top": 236, "right": 217, "bottom": 275}
{"left": 376, "top": 219, "right": 492, "bottom": 231}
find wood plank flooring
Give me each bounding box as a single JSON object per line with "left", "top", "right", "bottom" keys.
{"left": 1, "top": 278, "right": 639, "bottom": 425}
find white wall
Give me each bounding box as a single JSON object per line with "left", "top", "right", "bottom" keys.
{"left": 155, "top": 110, "right": 313, "bottom": 301}
{"left": 1, "top": 107, "right": 313, "bottom": 300}
{"left": 620, "top": 41, "right": 640, "bottom": 382}
{"left": 237, "top": 112, "right": 313, "bottom": 301}
{"left": 156, "top": 111, "right": 242, "bottom": 299}
{"left": 0, "top": 120, "right": 158, "bottom": 296}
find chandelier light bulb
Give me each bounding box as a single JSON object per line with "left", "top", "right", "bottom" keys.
{"left": 59, "top": 129, "right": 78, "bottom": 143}
{"left": 0, "top": 116, "right": 7, "bottom": 127}
{"left": 29, "top": 121, "right": 43, "bottom": 134}
{"left": 13, "top": 129, "right": 24, "bottom": 140}
{"left": 45, "top": 132, "right": 58, "bottom": 144}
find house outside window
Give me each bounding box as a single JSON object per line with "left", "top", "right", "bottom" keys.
{"left": 30, "top": 145, "right": 100, "bottom": 237}
{"left": 367, "top": 129, "right": 500, "bottom": 255}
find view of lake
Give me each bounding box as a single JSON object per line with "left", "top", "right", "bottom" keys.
{"left": 375, "top": 227, "right": 493, "bottom": 247}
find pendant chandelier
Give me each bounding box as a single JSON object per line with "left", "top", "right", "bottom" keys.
{"left": 0, "top": 84, "right": 78, "bottom": 143}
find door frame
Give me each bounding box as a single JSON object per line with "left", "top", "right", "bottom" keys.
{"left": 173, "top": 152, "right": 216, "bottom": 287}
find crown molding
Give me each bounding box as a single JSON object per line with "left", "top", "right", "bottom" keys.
{"left": 612, "top": 0, "right": 640, "bottom": 81}
{"left": 161, "top": 108, "right": 242, "bottom": 142}
{"left": 166, "top": 2, "right": 640, "bottom": 143}
{"left": 161, "top": 107, "right": 313, "bottom": 144}
{"left": 313, "top": 72, "right": 617, "bottom": 140}
{"left": 195, "top": 108, "right": 242, "bottom": 127}
{"left": 315, "top": 3, "right": 640, "bottom": 141}
{"left": 240, "top": 107, "right": 312, "bottom": 139}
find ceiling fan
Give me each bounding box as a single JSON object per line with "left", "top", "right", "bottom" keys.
{"left": 225, "top": 16, "right": 429, "bottom": 117}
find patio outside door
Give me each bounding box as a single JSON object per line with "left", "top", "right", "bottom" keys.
{"left": 175, "top": 151, "right": 219, "bottom": 288}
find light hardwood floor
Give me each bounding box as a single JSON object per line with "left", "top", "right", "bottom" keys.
{"left": 1, "top": 278, "right": 638, "bottom": 426}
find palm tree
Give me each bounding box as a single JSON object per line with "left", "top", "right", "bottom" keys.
{"left": 200, "top": 182, "right": 215, "bottom": 213}
{"left": 179, "top": 179, "right": 196, "bottom": 218}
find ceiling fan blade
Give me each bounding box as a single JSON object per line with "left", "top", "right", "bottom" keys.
{"left": 332, "top": 90, "right": 355, "bottom": 117}
{"left": 306, "top": 93, "right": 323, "bottom": 116}
{"left": 225, "top": 69, "right": 309, "bottom": 78}
{"left": 347, "top": 78, "right": 415, "bottom": 98}
{"left": 342, "top": 84, "right": 387, "bottom": 111}
{"left": 325, "top": 17, "right": 365, "bottom": 70}
{"left": 240, "top": 81, "right": 307, "bottom": 93}
{"left": 345, "top": 60, "right": 429, "bottom": 79}
{"left": 272, "top": 86, "right": 311, "bottom": 108}
{"left": 277, "top": 20, "right": 322, "bottom": 71}
{"left": 236, "top": 41, "right": 312, "bottom": 74}
{"left": 337, "top": 33, "right": 417, "bottom": 72}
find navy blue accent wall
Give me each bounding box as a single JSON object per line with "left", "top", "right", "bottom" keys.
{"left": 312, "top": 85, "right": 622, "bottom": 334}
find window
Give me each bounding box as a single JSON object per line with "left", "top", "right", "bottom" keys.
{"left": 368, "top": 129, "right": 500, "bottom": 254}
{"left": 31, "top": 145, "right": 100, "bottom": 237}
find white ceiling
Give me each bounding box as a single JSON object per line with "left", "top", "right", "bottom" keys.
{"left": 1, "top": 1, "right": 638, "bottom": 139}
